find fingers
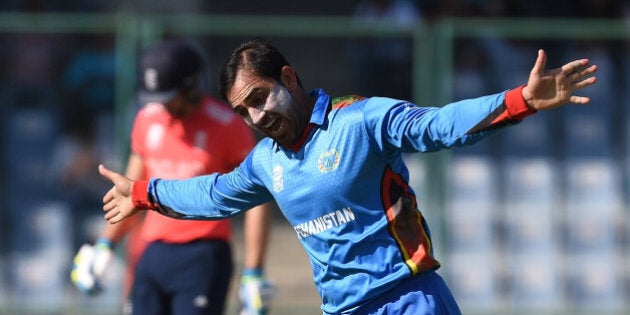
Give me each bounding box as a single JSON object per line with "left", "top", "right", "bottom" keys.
{"left": 573, "top": 75, "right": 597, "bottom": 90}
{"left": 568, "top": 75, "right": 596, "bottom": 104}
{"left": 580, "top": 64, "right": 598, "bottom": 76}
{"left": 100, "top": 166, "right": 123, "bottom": 223}
{"left": 569, "top": 95, "right": 591, "bottom": 105}
{"left": 108, "top": 212, "right": 127, "bottom": 225}
{"left": 103, "top": 197, "right": 117, "bottom": 212}
{"left": 531, "top": 49, "right": 547, "bottom": 75}
{"left": 104, "top": 207, "right": 118, "bottom": 221}
{"left": 104, "top": 206, "right": 127, "bottom": 224}
{"left": 572, "top": 64, "right": 598, "bottom": 82}
{"left": 567, "top": 64, "right": 597, "bottom": 104}
{"left": 102, "top": 189, "right": 129, "bottom": 224}
{"left": 562, "top": 58, "right": 592, "bottom": 76}
{"left": 102, "top": 186, "right": 114, "bottom": 204}
{"left": 99, "top": 164, "right": 120, "bottom": 183}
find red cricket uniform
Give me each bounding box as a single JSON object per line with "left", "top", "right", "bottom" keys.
{"left": 124, "top": 94, "right": 255, "bottom": 298}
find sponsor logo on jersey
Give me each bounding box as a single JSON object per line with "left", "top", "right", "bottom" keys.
{"left": 317, "top": 149, "right": 340, "bottom": 173}
{"left": 272, "top": 165, "right": 284, "bottom": 193}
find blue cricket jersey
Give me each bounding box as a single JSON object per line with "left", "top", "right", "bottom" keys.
{"left": 141, "top": 88, "right": 533, "bottom": 314}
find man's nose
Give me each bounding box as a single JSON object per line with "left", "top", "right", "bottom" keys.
{"left": 248, "top": 106, "right": 267, "bottom": 125}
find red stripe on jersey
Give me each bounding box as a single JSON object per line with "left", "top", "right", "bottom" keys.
{"left": 381, "top": 166, "right": 440, "bottom": 274}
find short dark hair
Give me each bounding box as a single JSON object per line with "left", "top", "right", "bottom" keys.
{"left": 219, "top": 39, "right": 302, "bottom": 103}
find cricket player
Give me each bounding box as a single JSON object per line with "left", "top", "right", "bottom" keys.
{"left": 71, "top": 39, "right": 275, "bottom": 315}
{"left": 98, "top": 39, "right": 597, "bottom": 314}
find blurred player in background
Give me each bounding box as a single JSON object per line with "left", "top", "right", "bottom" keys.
{"left": 97, "top": 39, "right": 597, "bottom": 314}
{"left": 71, "top": 38, "right": 275, "bottom": 315}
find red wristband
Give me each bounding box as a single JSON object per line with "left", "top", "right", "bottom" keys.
{"left": 132, "top": 180, "right": 158, "bottom": 210}
{"left": 505, "top": 85, "right": 536, "bottom": 120}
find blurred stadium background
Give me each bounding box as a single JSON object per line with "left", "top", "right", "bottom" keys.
{"left": 1, "top": 0, "right": 629, "bottom": 314}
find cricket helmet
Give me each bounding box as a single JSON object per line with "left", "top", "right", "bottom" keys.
{"left": 138, "top": 39, "right": 205, "bottom": 104}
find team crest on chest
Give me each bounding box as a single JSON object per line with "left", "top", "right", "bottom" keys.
{"left": 318, "top": 149, "right": 340, "bottom": 173}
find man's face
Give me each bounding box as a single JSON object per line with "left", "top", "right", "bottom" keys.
{"left": 227, "top": 69, "right": 307, "bottom": 147}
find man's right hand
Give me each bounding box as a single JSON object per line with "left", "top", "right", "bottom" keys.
{"left": 70, "top": 239, "right": 113, "bottom": 295}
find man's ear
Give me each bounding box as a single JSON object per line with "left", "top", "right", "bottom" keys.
{"left": 280, "top": 66, "right": 297, "bottom": 89}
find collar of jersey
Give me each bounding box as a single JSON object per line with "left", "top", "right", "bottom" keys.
{"left": 283, "top": 88, "right": 330, "bottom": 152}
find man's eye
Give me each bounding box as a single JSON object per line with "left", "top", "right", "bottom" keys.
{"left": 251, "top": 96, "right": 266, "bottom": 108}
{"left": 234, "top": 107, "right": 248, "bottom": 118}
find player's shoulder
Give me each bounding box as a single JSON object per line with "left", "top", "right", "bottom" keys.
{"left": 199, "top": 94, "right": 241, "bottom": 126}
{"left": 328, "top": 95, "right": 373, "bottom": 124}
{"left": 331, "top": 95, "right": 409, "bottom": 128}
{"left": 331, "top": 95, "right": 367, "bottom": 110}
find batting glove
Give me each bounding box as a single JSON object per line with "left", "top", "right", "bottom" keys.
{"left": 70, "top": 238, "right": 113, "bottom": 295}
{"left": 238, "top": 268, "right": 276, "bottom": 315}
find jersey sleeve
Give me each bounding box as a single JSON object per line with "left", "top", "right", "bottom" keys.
{"left": 363, "top": 87, "right": 535, "bottom": 153}
{"left": 135, "top": 151, "right": 273, "bottom": 220}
